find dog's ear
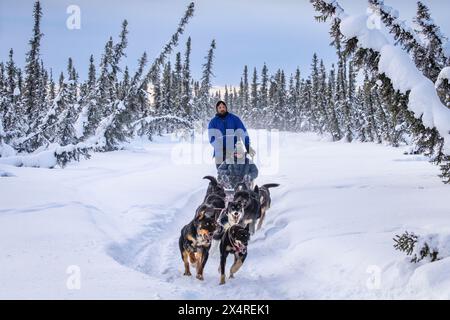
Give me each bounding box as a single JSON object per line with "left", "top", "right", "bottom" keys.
{"left": 195, "top": 204, "right": 209, "bottom": 220}
{"left": 254, "top": 185, "right": 259, "bottom": 193}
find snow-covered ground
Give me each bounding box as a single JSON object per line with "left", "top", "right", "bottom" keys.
{"left": 1, "top": 131, "right": 450, "bottom": 299}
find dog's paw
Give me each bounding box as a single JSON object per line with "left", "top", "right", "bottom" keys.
{"left": 229, "top": 273, "right": 234, "bottom": 279}
{"left": 219, "top": 275, "right": 226, "bottom": 285}
{"left": 196, "top": 274, "right": 204, "bottom": 281}
{"left": 183, "top": 271, "right": 192, "bottom": 276}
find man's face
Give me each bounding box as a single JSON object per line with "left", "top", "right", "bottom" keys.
{"left": 217, "top": 103, "right": 227, "bottom": 115}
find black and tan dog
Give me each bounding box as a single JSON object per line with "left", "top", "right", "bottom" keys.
{"left": 219, "top": 224, "right": 251, "bottom": 285}
{"left": 256, "top": 183, "right": 280, "bottom": 230}
{"left": 213, "top": 200, "right": 246, "bottom": 241}
{"left": 179, "top": 204, "right": 218, "bottom": 280}
{"left": 203, "top": 193, "right": 226, "bottom": 214}
{"left": 203, "top": 176, "right": 226, "bottom": 200}
{"left": 233, "top": 187, "right": 261, "bottom": 235}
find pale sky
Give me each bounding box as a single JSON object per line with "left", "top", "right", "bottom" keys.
{"left": 1, "top": 0, "right": 449, "bottom": 87}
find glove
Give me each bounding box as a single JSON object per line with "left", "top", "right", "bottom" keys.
{"left": 248, "top": 146, "right": 256, "bottom": 158}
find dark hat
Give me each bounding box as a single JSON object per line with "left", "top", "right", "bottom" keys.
{"left": 215, "top": 100, "right": 227, "bottom": 111}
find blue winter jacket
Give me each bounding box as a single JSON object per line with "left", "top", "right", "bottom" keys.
{"left": 208, "top": 112, "right": 250, "bottom": 160}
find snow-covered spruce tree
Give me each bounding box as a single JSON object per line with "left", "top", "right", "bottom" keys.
{"left": 310, "top": 54, "right": 322, "bottom": 134}
{"left": 318, "top": 59, "right": 330, "bottom": 134}
{"left": 325, "top": 64, "right": 342, "bottom": 140}
{"left": 292, "top": 68, "right": 303, "bottom": 131}
{"left": 352, "top": 87, "right": 367, "bottom": 142}
{"left": 368, "top": 0, "right": 427, "bottom": 74}
{"left": 371, "top": 80, "right": 391, "bottom": 143}
{"left": 271, "top": 69, "right": 287, "bottom": 130}
{"left": 0, "top": 113, "right": 9, "bottom": 157}
{"left": 249, "top": 67, "right": 259, "bottom": 128}
{"left": 54, "top": 61, "right": 78, "bottom": 146}
{"left": 160, "top": 61, "right": 173, "bottom": 116}
{"left": 172, "top": 52, "right": 183, "bottom": 117}
{"left": 242, "top": 65, "right": 249, "bottom": 118}
{"left": 22, "top": 0, "right": 45, "bottom": 152}
{"left": 361, "top": 72, "right": 380, "bottom": 143}
{"left": 127, "top": 52, "right": 148, "bottom": 120}
{"left": 182, "top": 37, "right": 193, "bottom": 120}
{"left": 413, "top": 1, "right": 448, "bottom": 84}
{"left": 196, "top": 39, "right": 216, "bottom": 126}
{"left": 347, "top": 60, "right": 359, "bottom": 138}
{"left": 259, "top": 63, "right": 270, "bottom": 128}
{"left": 130, "top": 2, "right": 196, "bottom": 140}
{"left": 76, "top": 54, "right": 97, "bottom": 140}
{"left": 330, "top": 19, "right": 352, "bottom": 142}
{"left": 394, "top": 231, "right": 443, "bottom": 263}
{"left": 376, "top": 75, "right": 408, "bottom": 147}
{"left": 286, "top": 70, "right": 299, "bottom": 131}
{"left": 0, "top": 63, "right": 5, "bottom": 124}
{"left": 299, "top": 78, "right": 312, "bottom": 132}
{"left": 311, "top": 0, "right": 450, "bottom": 184}
{"left": 2, "top": 49, "right": 25, "bottom": 143}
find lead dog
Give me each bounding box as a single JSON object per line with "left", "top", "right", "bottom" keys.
{"left": 179, "top": 204, "right": 218, "bottom": 280}
{"left": 219, "top": 224, "right": 250, "bottom": 285}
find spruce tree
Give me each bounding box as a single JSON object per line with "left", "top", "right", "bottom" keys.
{"left": 250, "top": 67, "right": 259, "bottom": 127}
{"left": 22, "top": 1, "right": 44, "bottom": 150}
{"left": 259, "top": 63, "right": 269, "bottom": 128}
{"left": 413, "top": 1, "right": 448, "bottom": 83}
{"left": 182, "top": 37, "right": 193, "bottom": 120}
{"left": 197, "top": 39, "right": 216, "bottom": 125}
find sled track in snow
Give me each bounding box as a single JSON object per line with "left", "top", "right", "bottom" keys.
{"left": 106, "top": 187, "right": 205, "bottom": 281}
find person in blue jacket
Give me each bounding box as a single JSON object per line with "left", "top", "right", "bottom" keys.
{"left": 208, "top": 100, "right": 255, "bottom": 168}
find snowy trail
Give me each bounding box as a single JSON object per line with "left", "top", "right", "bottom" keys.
{"left": 1, "top": 131, "right": 450, "bottom": 299}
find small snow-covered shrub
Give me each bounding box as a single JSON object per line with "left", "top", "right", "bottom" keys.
{"left": 394, "top": 231, "right": 450, "bottom": 263}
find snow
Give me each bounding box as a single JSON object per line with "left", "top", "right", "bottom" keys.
{"left": 0, "top": 149, "right": 57, "bottom": 168}
{"left": 0, "top": 142, "right": 16, "bottom": 158}
{"left": 378, "top": 46, "right": 424, "bottom": 92}
{"left": 0, "top": 142, "right": 90, "bottom": 169}
{"left": 0, "top": 118, "right": 17, "bottom": 158}
{"left": 340, "top": 14, "right": 389, "bottom": 51}
{"left": 435, "top": 67, "right": 450, "bottom": 88}
{"left": 1, "top": 131, "right": 450, "bottom": 299}
{"left": 74, "top": 105, "right": 89, "bottom": 139}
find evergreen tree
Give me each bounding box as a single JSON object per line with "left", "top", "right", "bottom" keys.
{"left": 259, "top": 63, "right": 269, "bottom": 128}
{"left": 55, "top": 70, "right": 77, "bottom": 146}
{"left": 182, "top": 37, "right": 193, "bottom": 120}
{"left": 197, "top": 39, "right": 216, "bottom": 125}
{"left": 413, "top": 1, "right": 448, "bottom": 83}
{"left": 250, "top": 67, "right": 259, "bottom": 127}
{"left": 23, "top": 1, "right": 43, "bottom": 126}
